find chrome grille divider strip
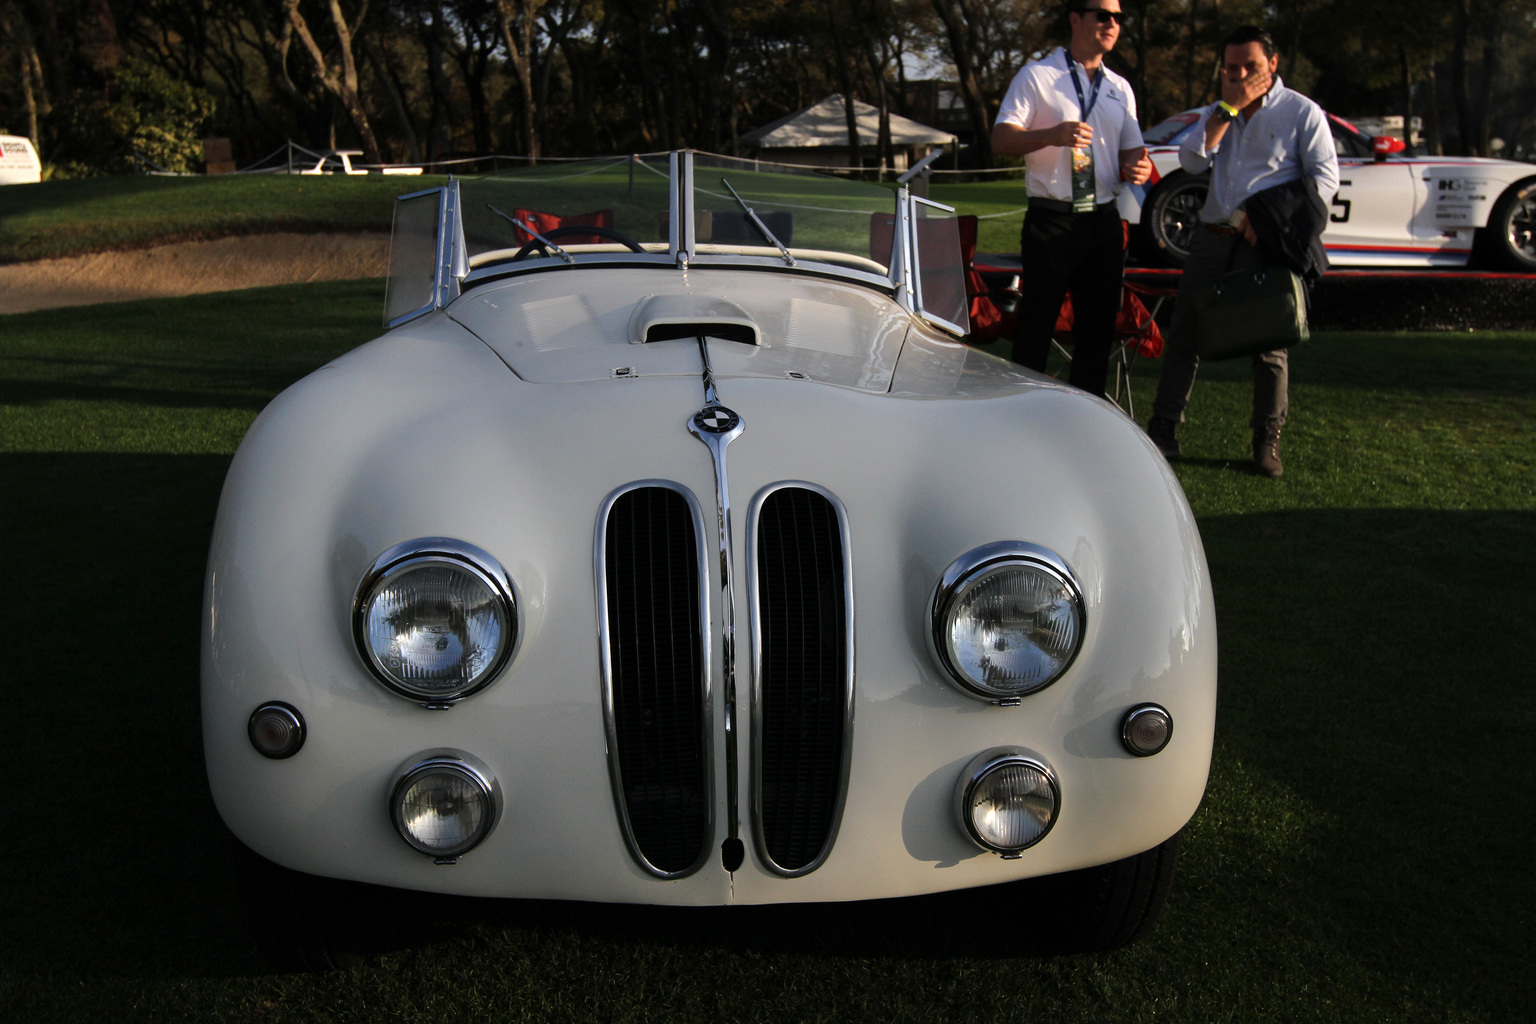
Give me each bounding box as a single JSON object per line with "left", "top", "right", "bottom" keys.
{"left": 687, "top": 334, "right": 745, "bottom": 859}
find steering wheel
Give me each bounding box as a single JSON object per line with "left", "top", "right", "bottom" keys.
{"left": 511, "top": 224, "right": 646, "bottom": 261}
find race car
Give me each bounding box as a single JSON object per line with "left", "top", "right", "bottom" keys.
{"left": 1121, "top": 108, "right": 1536, "bottom": 271}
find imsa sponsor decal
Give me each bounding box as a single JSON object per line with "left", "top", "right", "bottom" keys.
{"left": 1430, "top": 173, "right": 1495, "bottom": 227}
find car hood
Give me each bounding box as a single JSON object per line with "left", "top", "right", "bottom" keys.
{"left": 447, "top": 267, "right": 913, "bottom": 393}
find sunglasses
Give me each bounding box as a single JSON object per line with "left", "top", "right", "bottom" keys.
{"left": 1076, "top": 7, "right": 1125, "bottom": 24}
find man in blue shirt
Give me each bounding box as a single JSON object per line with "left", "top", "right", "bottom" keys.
{"left": 1146, "top": 26, "right": 1339, "bottom": 477}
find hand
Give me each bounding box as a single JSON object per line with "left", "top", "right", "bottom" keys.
{"left": 1221, "top": 66, "right": 1272, "bottom": 111}
{"left": 1051, "top": 120, "right": 1094, "bottom": 149}
{"left": 1120, "top": 154, "right": 1152, "bottom": 184}
{"left": 1233, "top": 209, "right": 1259, "bottom": 246}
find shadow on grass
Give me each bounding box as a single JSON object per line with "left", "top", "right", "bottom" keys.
{"left": 3, "top": 449, "right": 1532, "bottom": 1022}
{"left": 1169, "top": 454, "right": 1256, "bottom": 473}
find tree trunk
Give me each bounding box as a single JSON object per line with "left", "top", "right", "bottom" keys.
{"left": 494, "top": 0, "right": 541, "bottom": 162}
{"left": 1129, "top": 0, "right": 1149, "bottom": 121}
{"left": 362, "top": 35, "right": 421, "bottom": 163}
{"left": 284, "top": 0, "right": 383, "bottom": 163}
{"left": 928, "top": 0, "right": 992, "bottom": 166}
{"left": 1425, "top": 59, "right": 1443, "bottom": 155}
{"left": 426, "top": 3, "right": 453, "bottom": 161}
{"left": 1476, "top": 14, "right": 1500, "bottom": 156}
{"left": 877, "top": 73, "right": 892, "bottom": 180}
{"left": 78, "top": 0, "right": 125, "bottom": 77}
{"left": 1451, "top": 0, "right": 1475, "bottom": 153}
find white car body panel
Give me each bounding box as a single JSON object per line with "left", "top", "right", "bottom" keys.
{"left": 204, "top": 158, "right": 1217, "bottom": 908}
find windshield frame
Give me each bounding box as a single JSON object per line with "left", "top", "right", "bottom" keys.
{"left": 387, "top": 151, "right": 968, "bottom": 337}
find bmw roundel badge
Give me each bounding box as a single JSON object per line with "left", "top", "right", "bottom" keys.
{"left": 693, "top": 406, "right": 740, "bottom": 434}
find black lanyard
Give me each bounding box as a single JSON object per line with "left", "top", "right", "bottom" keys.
{"left": 1064, "top": 49, "right": 1103, "bottom": 121}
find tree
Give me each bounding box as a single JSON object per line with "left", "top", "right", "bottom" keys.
{"left": 282, "top": 0, "right": 384, "bottom": 162}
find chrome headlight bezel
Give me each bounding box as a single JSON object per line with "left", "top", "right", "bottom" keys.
{"left": 389, "top": 751, "right": 501, "bottom": 859}
{"left": 930, "top": 541, "right": 1086, "bottom": 702}
{"left": 954, "top": 747, "right": 1060, "bottom": 857}
{"left": 353, "top": 537, "right": 518, "bottom": 704}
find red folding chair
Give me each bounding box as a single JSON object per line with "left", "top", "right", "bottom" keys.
{"left": 510, "top": 208, "right": 615, "bottom": 246}
{"left": 1050, "top": 283, "right": 1168, "bottom": 416}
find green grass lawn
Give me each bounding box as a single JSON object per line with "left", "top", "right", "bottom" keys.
{"left": 927, "top": 180, "right": 1028, "bottom": 254}
{"left": 0, "top": 171, "right": 1029, "bottom": 264}
{"left": 2, "top": 282, "right": 1532, "bottom": 1022}
{"left": 0, "top": 175, "right": 436, "bottom": 262}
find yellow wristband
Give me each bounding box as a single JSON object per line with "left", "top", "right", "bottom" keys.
{"left": 1217, "top": 101, "right": 1239, "bottom": 116}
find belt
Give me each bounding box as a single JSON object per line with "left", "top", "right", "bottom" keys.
{"left": 1202, "top": 221, "right": 1243, "bottom": 236}
{"left": 1029, "top": 198, "right": 1117, "bottom": 214}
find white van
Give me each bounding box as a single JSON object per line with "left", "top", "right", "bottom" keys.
{"left": 1, "top": 135, "right": 42, "bottom": 184}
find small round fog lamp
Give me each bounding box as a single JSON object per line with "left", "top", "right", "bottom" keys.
{"left": 248, "top": 702, "right": 306, "bottom": 759}
{"left": 390, "top": 756, "right": 498, "bottom": 858}
{"left": 955, "top": 749, "right": 1059, "bottom": 857}
{"left": 1121, "top": 703, "right": 1174, "bottom": 757}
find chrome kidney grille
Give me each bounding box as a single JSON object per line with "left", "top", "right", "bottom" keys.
{"left": 602, "top": 485, "right": 711, "bottom": 877}
{"left": 600, "top": 482, "right": 851, "bottom": 878}
{"left": 753, "top": 486, "right": 851, "bottom": 875}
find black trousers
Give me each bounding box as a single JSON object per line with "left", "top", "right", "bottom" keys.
{"left": 1011, "top": 202, "right": 1126, "bottom": 399}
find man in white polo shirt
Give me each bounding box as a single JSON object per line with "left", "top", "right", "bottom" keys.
{"left": 992, "top": 0, "right": 1150, "bottom": 398}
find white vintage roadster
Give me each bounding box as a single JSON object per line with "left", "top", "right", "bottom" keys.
{"left": 202, "top": 153, "right": 1216, "bottom": 968}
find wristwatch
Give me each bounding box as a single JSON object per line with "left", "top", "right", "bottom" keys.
{"left": 1212, "top": 101, "right": 1238, "bottom": 124}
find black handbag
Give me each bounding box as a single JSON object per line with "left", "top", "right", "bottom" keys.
{"left": 1191, "top": 265, "right": 1309, "bottom": 360}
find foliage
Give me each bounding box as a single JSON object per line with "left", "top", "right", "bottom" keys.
{"left": 62, "top": 56, "right": 216, "bottom": 174}
{"left": 0, "top": 0, "right": 1534, "bottom": 174}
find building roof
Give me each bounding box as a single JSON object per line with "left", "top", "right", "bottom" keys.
{"left": 740, "top": 94, "right": 955, "bottom": 149}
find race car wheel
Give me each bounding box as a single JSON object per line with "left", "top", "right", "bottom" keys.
{"left": 1142, "top": 173, "right": 1209, "bottom": 267}
{"left": 1475, "top": 177, "right": 1536, "bottom": 272}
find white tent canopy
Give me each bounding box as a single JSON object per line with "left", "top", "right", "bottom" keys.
{"left": 740, "top": 94, "right": 955, "bottom": 150}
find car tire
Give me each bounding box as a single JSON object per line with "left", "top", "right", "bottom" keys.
{"left": 1141, "top": 174, "right": 1209, "bottom": 267}
{"left": 235, "top": 841, "right": 384, "bottom": 971}
{"left": 1474, "top": 176, "right": 1536, "bottom": 272}
{"left": 1031, "top": 828, "right": 1183, "bottom": 952}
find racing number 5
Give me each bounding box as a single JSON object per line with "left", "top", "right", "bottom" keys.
{"left": 1330, "top": 179, "right": 1352, "bottom": 223}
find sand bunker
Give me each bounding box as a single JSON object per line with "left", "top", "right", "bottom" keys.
{"left": 0, "top": 233, "right": 390, "bottom": 314}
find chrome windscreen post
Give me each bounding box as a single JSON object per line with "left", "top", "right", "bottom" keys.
{"left": 436, "top": 178, "right": 465, "bottom": 310}
{"left": 893, "top": 186, "right": 915, "bottom": 314}
{"left": 677, "top": 150, "right": 695, "bottom": 270}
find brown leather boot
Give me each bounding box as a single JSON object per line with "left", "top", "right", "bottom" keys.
{"left": 1253, "top": 421, "right": 1283, "bottom": 478}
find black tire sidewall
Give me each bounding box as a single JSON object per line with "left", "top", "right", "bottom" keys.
{"left": 1477, "top": 176, "right": 1536, "bottom": 272}
{"left": 1143, "top": 173, "right": 1208, "bottom": 267}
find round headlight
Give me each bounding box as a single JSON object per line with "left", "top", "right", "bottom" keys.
{"left": 955, "top": 749, "right": 1059, "bottom": 857}
{"left": 355, "top": 540, "right": 516, "bottom": 703}
{"left": 390, "top": 756, "right": 499, "bottom": 858}
{"left": 932, "top": 543, "right": 1085, "bottom": 701}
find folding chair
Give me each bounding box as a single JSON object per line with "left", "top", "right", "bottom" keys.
{"left": 1050, "top": 284, "right": 1167, "bottom": 417}
{"left": 509, "top": 208, "right": 615, "bottom": 246}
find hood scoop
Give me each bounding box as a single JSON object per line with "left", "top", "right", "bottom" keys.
{"left": 631, "top": 294, "right": 760, "bottom": 346}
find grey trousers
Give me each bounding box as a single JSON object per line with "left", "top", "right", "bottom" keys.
{"left": 1151, "top": 228, "right": 1289, "bottom": 429}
